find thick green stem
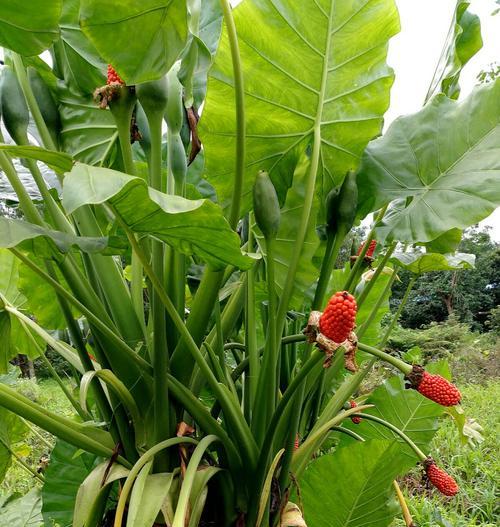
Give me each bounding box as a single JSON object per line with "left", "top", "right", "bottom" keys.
{"left": 12, "top": 53, "right": 57, "bottom": 152}
{"left": 253, "top": 238, "right": 278, "bottom": 442}
{"left": 0, "top": 150, "right": 44, "bottom": 225}
{"left": 123, "top": 226, "right": 259, "bottom": 469}
{"left": 357, "top": 342, "right": 412, "bottom": 374}
{"left": 312, "top": 231, "right": 345, "bottom": 309}
{"left": 19, "top": 319, "right": 89, "bottom": 420}
{"left": 220, "top": 0, "right": 245, "bottom": 229}
{"left": 343, "top": 205, "right": 388, "bottom": 292}
{"left": 9, "top": 249, "right": 152, "bottom": 375}
{"left": 172, "top": 435, "right": 220, "bottom": 527}
{"left": 356, "top": 271, "right": 398, "bottom": 340}
{"left": 246, "top": 217, "right": 258, "bottom": 412}
{"left": 351, "top": 413, "right": 427, "bottom": 460}
{"left": 356, "top": 241, "right": 397, "bottom": 309}
{"left": 0, "top": 383, "right": 128, "bottom": 463}
{"left": 380, "top": 275, "right": 417, "bottom": 346}
{"left": 113, "top": 437, "right": 199, "bottom": 527}
{"left": 247, "top": 351, "right": 323, "bottom": 526}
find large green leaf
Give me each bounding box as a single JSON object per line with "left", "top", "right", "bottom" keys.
{"left": 299, "top": 440, "right": 400, "bottom": 527}
{"left": 423, "top": 228, "right": 462, "bottom": 254}
{"left": 426, "top": 0, "right": 482, "bottom": 101}
{"left": 127, "top": 463, "right": 175, "bottom": 527}
{"left": 340, "top": 362, "right": 449, "bottom": 470}
{"left": 200, "top": 0, "right": 399, "bottom": 215}
{"left": 80, "top": 0, "right": 188, "bottom": 84}
{"left": 63, "top": 163, "right": 253, "bottom": 270}
{"left": 0, "top": 488, "right": 43, "bottom": 526}
{"left": 74, "top": 461, "right": 129, "bottom": 527}
{"left": 0, "top": 145, "right": 73, "bottom": 173}
{"left": 254, "top": 153, "right": 319, "bottom": 309}
{"left": 0, "top": 217, "right": 109, "bottom": 255}
{"left": 389, "top": 251, "right": 475, "bottom": 274}
{"left": 0, "top": 1, "right": 61, "bottom": 56}
{"left": 54, "top": 0, "right": 107, "bottom": 95}
{"left": 58, "top": 84, "right": 118, "bottom": 165}
{"left": 42, "top": 439, "right": 97, "bottom": 527}
{"left": 357, "top": 79, "right": 500, "bottom": 244}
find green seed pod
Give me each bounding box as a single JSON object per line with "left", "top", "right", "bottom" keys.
{"left": 253, "top": 170, "right": 280, "bottom": 240}
{"left": 135, "top": 102, "right": 152, "bottom": 160}
{"left": 136, "top": 77, "right": 168, "bottom": 121}
{"left": 169, "top": 133, "right": 187, "bottom": 184}
{"left": 165, "top": 67, "right": 184, "bottom": 135}
{"left": 0, "top": 66, "right": 29, "bottom": 145}
{"left": 27, "top": 67, "right": 61, "bottom": 147}
{"left": 326, "top": 170, "right": 358, "bottom": 237}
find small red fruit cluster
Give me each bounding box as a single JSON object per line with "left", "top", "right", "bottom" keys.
{"left": 349, "top": 400, "right": 362, "bottom": 424}
{"left": 406, "top": 366, "right": 461, "bottom": 406}
{"left": 418, "top": 371, "right": 461, "bottom": 406}
{"left": 424, "top": 458, "right": 459, "bottom": 496}
{"left": 107, "top": 65, "right": 124, "bottom": 85}
{"left": 357, "top": 239, "right": 377, "bottom": 257}
{"left": 319, "top": 291, "right": 357, "bottom": 344}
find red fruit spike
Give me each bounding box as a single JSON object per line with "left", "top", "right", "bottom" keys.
{"left": 415, "top": 370, "right": 461, "bottom": 407}
{"left": 107, "top": 64, "right": 124, "bottom": 85}
{"left": 350, "top": 400, "right": 362, "bottom": 424}
{"left": 319, "top": 291, "right": 357, "bottom": 344}
{"left": 424, "top": 459, "right": 459, "bottom": 496}
{"left": 294, "top": 435, "right": 300, "bottom": 450}
{"left": 357, "top": 239, "right": 377, "bottom": 257}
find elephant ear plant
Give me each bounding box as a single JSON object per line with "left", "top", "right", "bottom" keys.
{"left": 0, "top": 0, "right": 497, "bottom": 526}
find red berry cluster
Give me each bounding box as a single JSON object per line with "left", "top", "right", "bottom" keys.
{"left": 357, "top": 239, "right": 377, "bottom": 257}
{"left": 424, "top": 459, "right": 459, "bottom": 496}
{"left": 417, "top": 371, "right": 461, "bottom": 407}
{"left": 294, "top": 435, "right": 300, "bottom": 450}
{"left": 349, "top": 400, "right": 362, "bottom": 424}
{"left": 319, "top": 291, "right": 357, "bottom": 344}
{"left": 107, "top": 65, "right": 124, "bottom": 85}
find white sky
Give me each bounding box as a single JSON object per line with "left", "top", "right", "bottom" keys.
{"left": 387, "top": 0, "right": 500, "bottom": 239}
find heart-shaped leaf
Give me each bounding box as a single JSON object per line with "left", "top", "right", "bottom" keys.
{"left": 200, "top": 0, "right": 400, "bottom": 214}
{"left": 42, "top": 440, "right": 98, "bottom": 527}
{"left": 54, "top": 0, "right": 107, "bottom": 95}
{"left": 340, "top": 362, "right": 450, "bottom": 470}
{"left": 58, "top": 85, "right": 118, "bottom": 165}
{"left": 358, "top": 79, "right": 500, "bottom": 243}
{"left": 299, "top": 440, "right": 401, "bottom": 527}
{"left": 80, "top": 0, "right": 188, "bottom": 84}
{"left": 426, "top": 0, "right": 482, "bottom": 101}
{"left": 390, "top": 251, "right": 475, "bottom": 274}
{"left": 0, "top": 1, "right": 62, "bottom": 56}
{"left": 63, "top": 163, "right": 253, "bottom": 270}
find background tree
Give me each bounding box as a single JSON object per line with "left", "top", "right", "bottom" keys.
{"left": 391, "top": 227, "right": 500, "bottom": 330}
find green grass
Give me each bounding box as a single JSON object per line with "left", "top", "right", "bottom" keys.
{"left": 0, "top": 378, "right": 75, "bottom": 497}
{"left": 391, "top": 381, "right": 500, "bottom": 527}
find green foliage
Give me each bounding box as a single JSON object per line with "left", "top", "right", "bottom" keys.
{"left": 200, "top": 0, "right": 400, "bottom": 213}
{"left": 425, "top": 0, "right": 482, "bottom": 101}
{"left": 357, "top": 80, "right": 500, "bottom": 244}
{"left": 391, "top": 228, "right": 500, "bottom": 329}
{"left": 0, "top": 0, "right": 498, "bottom": 524}
{"left": 391, "top": 382, "right": 500, "bottom": 527}
{"left": 63, "top": 163, "right": 253, "bottom": 270}
{"left": 0, "top": 488, "right": 43, "bottom": 526}
{"left": 341, "top": 363, "right": 449, "bottom": 470}
{"left": 0, "top": 2, "right": 61, "bottom": 56}
{"left": 41, "top": 440, "right": 97, "bottom": 527}
{"left": 300, "top": 440, "right": 401, "bottom": 527}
